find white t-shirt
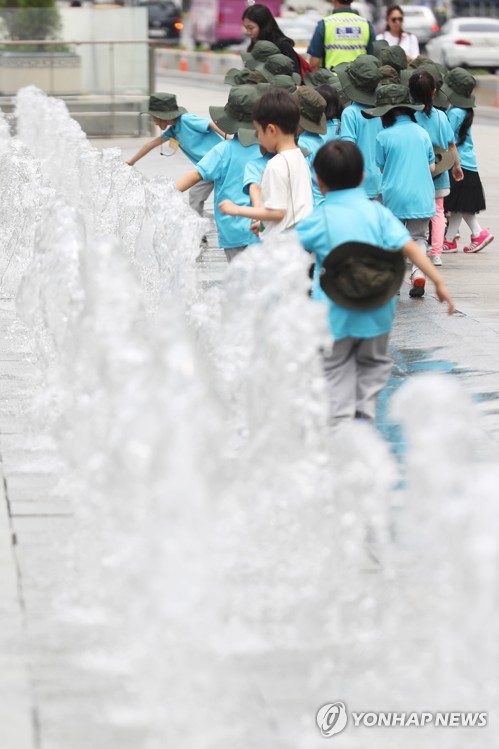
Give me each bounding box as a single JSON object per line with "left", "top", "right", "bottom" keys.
{"left": 376, "top": 30, "right": 420, "bottom": 59}
{"left": 260, "top": 149, "right": 313, "bottom": 239}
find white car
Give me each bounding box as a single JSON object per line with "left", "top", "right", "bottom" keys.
{"left": 400, "top": 5, "right": 439, "bottom": 46}
{"left": 426, "top": 17, "right": 499, "bottom": 71}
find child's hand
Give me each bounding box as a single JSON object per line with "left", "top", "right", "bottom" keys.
{"left": 452, "top": 165, "right": 464, "bottom": 182}
{"left": 435, "top": 281, "right": 455, "bottom": 315}
{"left": 250, "top": 220, "right": 261, "bottom": 237}
{"left": 218, "top": 200, "right": 239, "bottom": 216}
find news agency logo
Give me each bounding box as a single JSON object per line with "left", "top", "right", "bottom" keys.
{"left": 316, "top": 703, "right": 348, "bottom": 737}
{"left": 316, "top": 703, "right": 488, "bottom": 738}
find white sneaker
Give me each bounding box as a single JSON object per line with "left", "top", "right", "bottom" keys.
{"left": 429, "top": 254, "right": 442, "bottom": 266}
{"left": 409, "top": 269, "right": 426, "bottom": 298}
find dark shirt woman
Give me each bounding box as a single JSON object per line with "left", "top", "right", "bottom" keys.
{"left": 242, "top": 4, "right": 301, "bottom": 76}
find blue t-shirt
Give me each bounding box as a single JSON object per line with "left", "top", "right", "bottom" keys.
{"left": 326, "top": 118, "right": 341, "bottom": 141}
{"left": 298, "top": 131, "right": 328, "bottom": 206}
{"left": 296, "top": 186, "right": 410, "bottom": 341}
{"left": 415, "top": 108, "right": 455, "bottom": 191}
{"left": 446, "top": 106, "right": 477, "bottom": 172}
{"left": 196, "top": 135, "right": 260, "bottom": 249}
{"left": 243, "top": 152, "right": 273, "bottom": 195}
{"left": 162, "top": 113, "right": 222, "bottom": 164}
{"left": 340, "top": 102, "right": 382, "bottom": 198}
{"left": 376, "top": 115, "right": 435, "bottom": 219}
{"left": 307, "top": 11, "right": 375, "bottom": 59}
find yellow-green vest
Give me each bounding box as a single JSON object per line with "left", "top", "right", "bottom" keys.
{"left": 323, "top": 11, "right": 370, "bottom": 69}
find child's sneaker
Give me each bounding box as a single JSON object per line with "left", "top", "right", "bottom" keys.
{"left": 409, "top": 269, "right": 426, "bottom": 298}
{"left": 442, "top": 238, "right": 458, "bottom": 253}
{"left": 463, "top": 229, "right": 494, "bottom": 254}
{"left": 429, "top": 254, "right": 442, "bottom": 266}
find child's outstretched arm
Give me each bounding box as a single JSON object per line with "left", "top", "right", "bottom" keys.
{"left": 175, "top": 169, "right": 202, "bottom": 192}
{"left": 403, "top": 240, "right": 454, "bottom": 314}
{"left": 218, "top": 200, "right": 285, "bottom": 223}
{"left": 126, "top": 136, "right": 164, "bottom": 166}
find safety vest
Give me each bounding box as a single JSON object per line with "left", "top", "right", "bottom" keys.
{"left": 323, "top": 11, "right": 371, "bottom": 69}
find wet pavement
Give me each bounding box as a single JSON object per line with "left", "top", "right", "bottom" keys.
{"left": 1, "top": 80, "right": 499, "bottom": 748}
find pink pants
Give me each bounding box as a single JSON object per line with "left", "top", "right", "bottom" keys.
{"left": 429, "top": 197, "right": 445, "bottom": 256}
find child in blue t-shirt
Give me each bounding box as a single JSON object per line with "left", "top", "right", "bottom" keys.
{"left": 316, "top": 84, "right": 343, "bottom": 142}
{"left": 363, "top": 83, "right": 436, "bottom": 298}
{"left": 337, "top": 56, "right": 383, "bottom": 200}
{"left": 296, "top": 140, "right": 453, "bottom": 425}
{"left": 441, "top": 69, "right": 494, "bottom": 254}
{"left": 409, "top": 68, "right": 464, "bottom": 266}
{"left": 175, "top": 86, "right": 261, "bottom": 262}
{"left": 126, "top": 92, "right": 224, "bottom": 217}
{"left": 293, "top": 87, "right": 328, "bottom": 206}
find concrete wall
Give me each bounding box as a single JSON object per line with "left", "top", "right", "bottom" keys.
{"left": 60, "top": 7, "right": 149, "bottom": 95}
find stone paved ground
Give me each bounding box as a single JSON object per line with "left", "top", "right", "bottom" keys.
{"left": 1, "top": 91, "right": 499, "bottom": 747}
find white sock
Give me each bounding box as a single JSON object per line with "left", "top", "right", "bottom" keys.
{"left": 462, "top": 213, "right": 482, "bottom": 237}
{"left": 446, "top": 213, "right": 462, "bottom": 240}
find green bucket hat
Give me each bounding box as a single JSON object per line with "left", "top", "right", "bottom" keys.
{"left": 362, "top": 83, "right": 424, "bottom": 118}
{"left": 209, "top": 85, "right": 260, "bottom": 146}
{"left": 378, "top": 64, "right": 400, "bottom": 85}
{"left": 260, "top": 53, "right": 302, "bottom": 84}
{"left": 372, "top": 39, "right": 389, "bottom": 60}
{"left": 380, "top": 45, "right": 408, "bottom": 71}
{"left": 409, "top": 54, "right": 433, "bottom": 69}
{"left": 145, "top": 92, "right": 186, "bottom": 119}
{"left": 292, "top": 87, "right": 327, "bottom": 134}
{"left": 404, "top": 63, "right": 448, "bottom": 109}
{"left": 224, "top": 67, "right": 251, "bottom": 86}
{"left": 320, "top": 241, "right": 405, "bottom": 311}
{"left": 245, "top": 40, "right": 280, "bottom": 70}
{"left": 441, "top": 67, "right": 476, "bottom": 108}
{"left": 268, "top": 73, "right": 298, "bottom": 93}
{"left": 304, "top": 68, "right": 338, "bottom": 88}
{"left": 336, "top": 56, "right": 382, "bottom": 106}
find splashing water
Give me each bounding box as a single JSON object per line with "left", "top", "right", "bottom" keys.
{"left": 0, "top": 87, "right": 498, "bottom": 748}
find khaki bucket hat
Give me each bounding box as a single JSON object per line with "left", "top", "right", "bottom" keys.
{"left": 292, "top": 87, "right": 327, "bottom": 134}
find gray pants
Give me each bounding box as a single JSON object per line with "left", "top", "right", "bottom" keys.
{"left": 224, "top": 246, "right": 247, "bottom": 263}
{"left": 323, "top": 334, "right": 392, "bottom": 423}
{"left": 404, "top": 217, "right": 429, "bottom": 273}
{"left": 189, "top": 179, "right": 214, "bottom": 216}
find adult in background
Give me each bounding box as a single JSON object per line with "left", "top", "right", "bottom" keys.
{"left": 376, "top": 5, "right": 419, "bottom": 62}
{"left": 242, "top": 4, "right": 301, "bottom": 76}
{"left": 307, "top": 0, "right": 375, "bottom": 73}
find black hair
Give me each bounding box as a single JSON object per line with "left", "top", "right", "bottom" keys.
{"left": 242, "top": 4, "right": 294, "bottom": 48}
{"left": 252, "top": 89, "right": 300, "bottom": 134}
{"left": 315, "top": 84, "right": 343, "bottom": 121}
{"left": 381, "top": 107, "right": 416, "bottom": 128}
{"left": 313, "top": 140, "right": 364, "bottom": 191}
{"left": 457, "top": 108, "right": 474, "bottom": 147}
{"left": 385, "top": 4, "right": 404, "bottom": 34}
{"left": 409, "top": 70, "right": 435, "bottom": 116}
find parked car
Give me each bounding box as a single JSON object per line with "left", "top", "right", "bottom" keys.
{"left": 138, "top": 0, "right": 183, "bottom": 40}
{"left": 400, "top": 5, "right": 439, "bottom": 46}
{"left": 426, "top": 17, "right": 499, "bottom": 70}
